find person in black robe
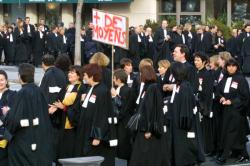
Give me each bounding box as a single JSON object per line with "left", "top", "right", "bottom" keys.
{"left": 194, "top": 25, "right": 213, "bottom": 57}
{"left": 73, "top": 64, "right": 115, "bottom": 166}
{"left": 23, "top": 17, "right": 35, "bottom": 63}
{"left": 50, "top": 65, "right": 83, "bottom": 160}
{"left": 241, "top": 28, "right": 250, "bottom": 75}
{"left": 40, "top": 54, "right": 67, "bottom": 163}
{"left": 129, "top": 65, "right": 169, "bottom": 166}
{"left": 157, "top": 59, "right": 171, "bottom": 99}
{"left": 164, "top": 44, "right": 198, "bottom": 93}
{"left": 13, "top": 20, "right": 28, "bottom": 65}
{"left": 33, "top": 24, "right": 46, "bottom": 67}
{"left": 4, "top": 26, "right": 15, "bottom": 65}
{"left": 144, "top": 27, "right": 155, "bottom": 61}
{"left": 214, "top": 30, "right": 226, "bottom": 54}
{"left": 114, "top": 46, "right": 128, "bottom": 69}
{"left": 154, "top": 20, "right": 173, "bottom": 64}
{"left": 6, "top": 63, "right": 53, "bottom": 166}
{"left": 39, "top": 18, "right": 50, "bottom": 34}
{"left": 65, "top": 23, "right": 76, "bottom": 64}
{"left": 216, "top": 59, "right": 250, "bottom": 164}
{"left": 58, "top": 28, "right": 69, "bottom": 56}
{"left": 128, "top": 26, "right": 144, "bottom": 72}
{"left": 80, "top": 28, "right": 87, "bottom": 65}
{"left": 194, "top": 52, "right": 215, "bottom": 155}
{"left": 0, "top": 70, "right": 16, "bottom": 166}
{"left": 183, "top": 23, "right": 196, "bottom": 59}
{"left": 171, "top": 25, "right": 188, "bottom": 51}
{"left": 111, "top": 69, "right": 134, "bottom": 161}
{"left": 226, "top": 29, "right": 242, "bottom": 66}
{"left": 46, "top": 26, "right": 59, "bottom": 58}
{"left": 168, "top": 62, "right": 205, "bottom": 166}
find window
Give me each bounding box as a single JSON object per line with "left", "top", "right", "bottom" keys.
{"left": 181, "top": 0, "right": 200, "bottom": 12}
{"left": 161, "top": 0, "right": 176, "bottom": 13}
{"left": 232, "top": 0, "right": 249, "bottom": 21}
{"left": 158, "top": 0, "right": 204, "bottom": 25}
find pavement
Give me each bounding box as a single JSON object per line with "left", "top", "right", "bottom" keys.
{"left": 2, "top": 65, "right": 250, "bottom": 166}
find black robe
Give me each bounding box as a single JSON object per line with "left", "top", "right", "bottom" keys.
{"left": 194, "top": 32, "right": 213, "bottom": 57}
{"left": 129, "top": 83, "right": 169, "bottom": 166}
{"left": 144, "top": 35, "right": 155, "bottom": 61}
{"left": 23, "top": 23, "right": 35, "bottom": 62}
{"left": 6, "top": 83, "right": 53, "bottom": 166}
{"left": 241, "top": 36, "right": 250, "bottom": 74}
{"left": 226, "top": 36, "right": 242, "bottom": 66}
{"left": 196, "top": 68, "right": 215, "bottom": 153}
{"left": 39, "top": 66, "right": 67, "bottom": 161}
{"left": 218, "top": 72, "right": 250, "bottom": 159}
{"left": 112, "top": 85, "right": 134, "bottom": 160}
{"left": 154, "top": 27, "right": 173, "bottom": 63}
{"left": 13, "top": 28, "right": 28, "bottom": 64}
{"left": 74, "top": 83, "right": 115, "bottom": 166}
{"left": 214, "top": 36, "right": 226, "bottom": 54}
{"left": 128, "top": 33, "right": 142, "bottom": 72}
{"left": 0, "top": 89, "right": 16, "bottom": 166}
{"left": 46, "top": 32, "right": 60, "bottom": 58}
{"left": 169, "top": 81, "right": 205, "bottom": 166}
{"left": 4, "top": 32, "right": 15, "bottom": 65}
{"left": 33, "top": 31, "right": 46, "bottom": 66}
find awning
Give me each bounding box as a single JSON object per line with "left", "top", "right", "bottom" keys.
{"left": 0, "top": 0, "right": 131, "bottom": 3}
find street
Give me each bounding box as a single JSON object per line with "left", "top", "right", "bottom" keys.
{"left": 2, "top": 65, "right": 250, "bottom": 166}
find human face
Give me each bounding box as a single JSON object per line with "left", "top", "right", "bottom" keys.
{"left": 68, "top": 70, "right": 79, "bottom": 84}
{"left": 194, "top": 57, "right": 205, "bottom": 70}
{"left": 40, "top": 19, "right": 45, "bottom": 25}
{"left": 173, "top": 47, "right": 184, "bottom": 62}
{"left": 227, "top": 65, "right": 237, "bottom": 75}
{"left": 158, "top": 66, "right": 167, "bottom": 76}
{"left": 83, "top": 73, "right": 92, "bottom": 85}
{"left": 25, "top": 18, "right": 30, "bottom": 24}
{"left": 231, "top": 29, "right": 238, "bottom": 37}
{"left": 113, "top": 76, "right": 119, "bottom": 86}
{"left": 162, "top": 20, "right": 168, "bottom": 29}
{"left": 124, "top": 64, "right": 132, "bottom": 74}
{"left": 245, "top": 26, "right": 250, "bottom": 33}
{"left": 0, "top": 74, "right": 8, "bottom": 91}
{"left": 217, "top": 57, "right": 225, "bottom": 68}
{"left": 209, "top": 61, "right": 217, "bottom": 70}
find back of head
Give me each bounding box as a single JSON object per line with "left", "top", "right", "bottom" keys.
{"left": 114, "top": 69, "right": 128, "bottom": 84}
{"left": 55, "top": 55, "right": 71, "bottom": 73}
{"left": 18, "top": 63, "right": 35, "bottom": 83}
{"left": 42, "top": 54, "right": 55, "bottom": 67}
{"left": 89, "top": 52, "right": 110, "bottom": 67}
{"left": 171, "top": 62, "right": 187, "bottom": 85}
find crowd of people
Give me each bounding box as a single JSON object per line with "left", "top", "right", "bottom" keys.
{"left": 0, "top": 18, "right": 249, "bottom": 166}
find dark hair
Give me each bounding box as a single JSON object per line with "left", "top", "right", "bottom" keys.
{"left": 25, "top": 17, "right": 30, "bottom": 20}
{"left": 83, "top": 64, "right": 102, "bottom": 82}
{"left": 0, "top": 70, "right": 9, "bottom": 88}
{"left": 225, "top": 58, "right": 240, "bottom": 72}
{"left": 120, "top": 58, "right": 132, "bottom": 69}
{"left": 175, "top": 44, "right": 190, "bottom": 60}
{"left": 42, "top": 54, "right": 55, "bottom": 66}
{"left": 140, "top": 65, "right": 157, "bottom": 83}
{"left": 55, "top": 55, "right": 71, "bottom": 73}
{"left": 244, "top": 23, "right": 250, "bottom": 29}
{"left": 171, "top": 62, "right": 188, "bottom": 85}
{"left": 69, "top": 65, "right": 83, "bottom": 81}
{"left": 194, "top": 52, "right": 208, "bottom": 63}
{"left": 18, "top": 63, "right": 35, "bottom": 83}
{"left": 114, "top": 69, "right": 128, "bottom": 84}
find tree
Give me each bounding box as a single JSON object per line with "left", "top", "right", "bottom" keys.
{"left": 74, "top": 0, "right": 84, "bottom": 65}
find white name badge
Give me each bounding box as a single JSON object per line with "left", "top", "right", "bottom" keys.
{"left": 89, "top": 95, "right": 96, "bottom": 103}
{"left": 187, "top": 132, "right": 195, "bottom": 138}
{"left": 31, "top": 144, "right": 37, "bottom": 151}
{"left": 49, "top": 86, "right": 61, "bottom": 93}
{"left": 109, "top": 139, "right": 118, "bottom": 147}
{"left": 231, "top": 81, "right": 238, "bottom": 89}
{"left": 20, "top": 119, "right": 29, "bottom": 127}
{"left": 33, "top": 118, "right": 39, "bottom": 126}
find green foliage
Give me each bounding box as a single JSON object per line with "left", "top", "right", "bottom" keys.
{"left": 144, "top": 19, "right": 160, "bottom": 33}
{"left": 232, "top": 20, "right": 244, "bottom": 30}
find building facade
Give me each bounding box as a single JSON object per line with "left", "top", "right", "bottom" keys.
{"left": 0, "top": 0, "right": 249, "bottom": 28}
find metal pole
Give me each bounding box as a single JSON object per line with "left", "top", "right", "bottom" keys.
{"left": 111, "top": 45, "right": 114, "bottom": 88}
